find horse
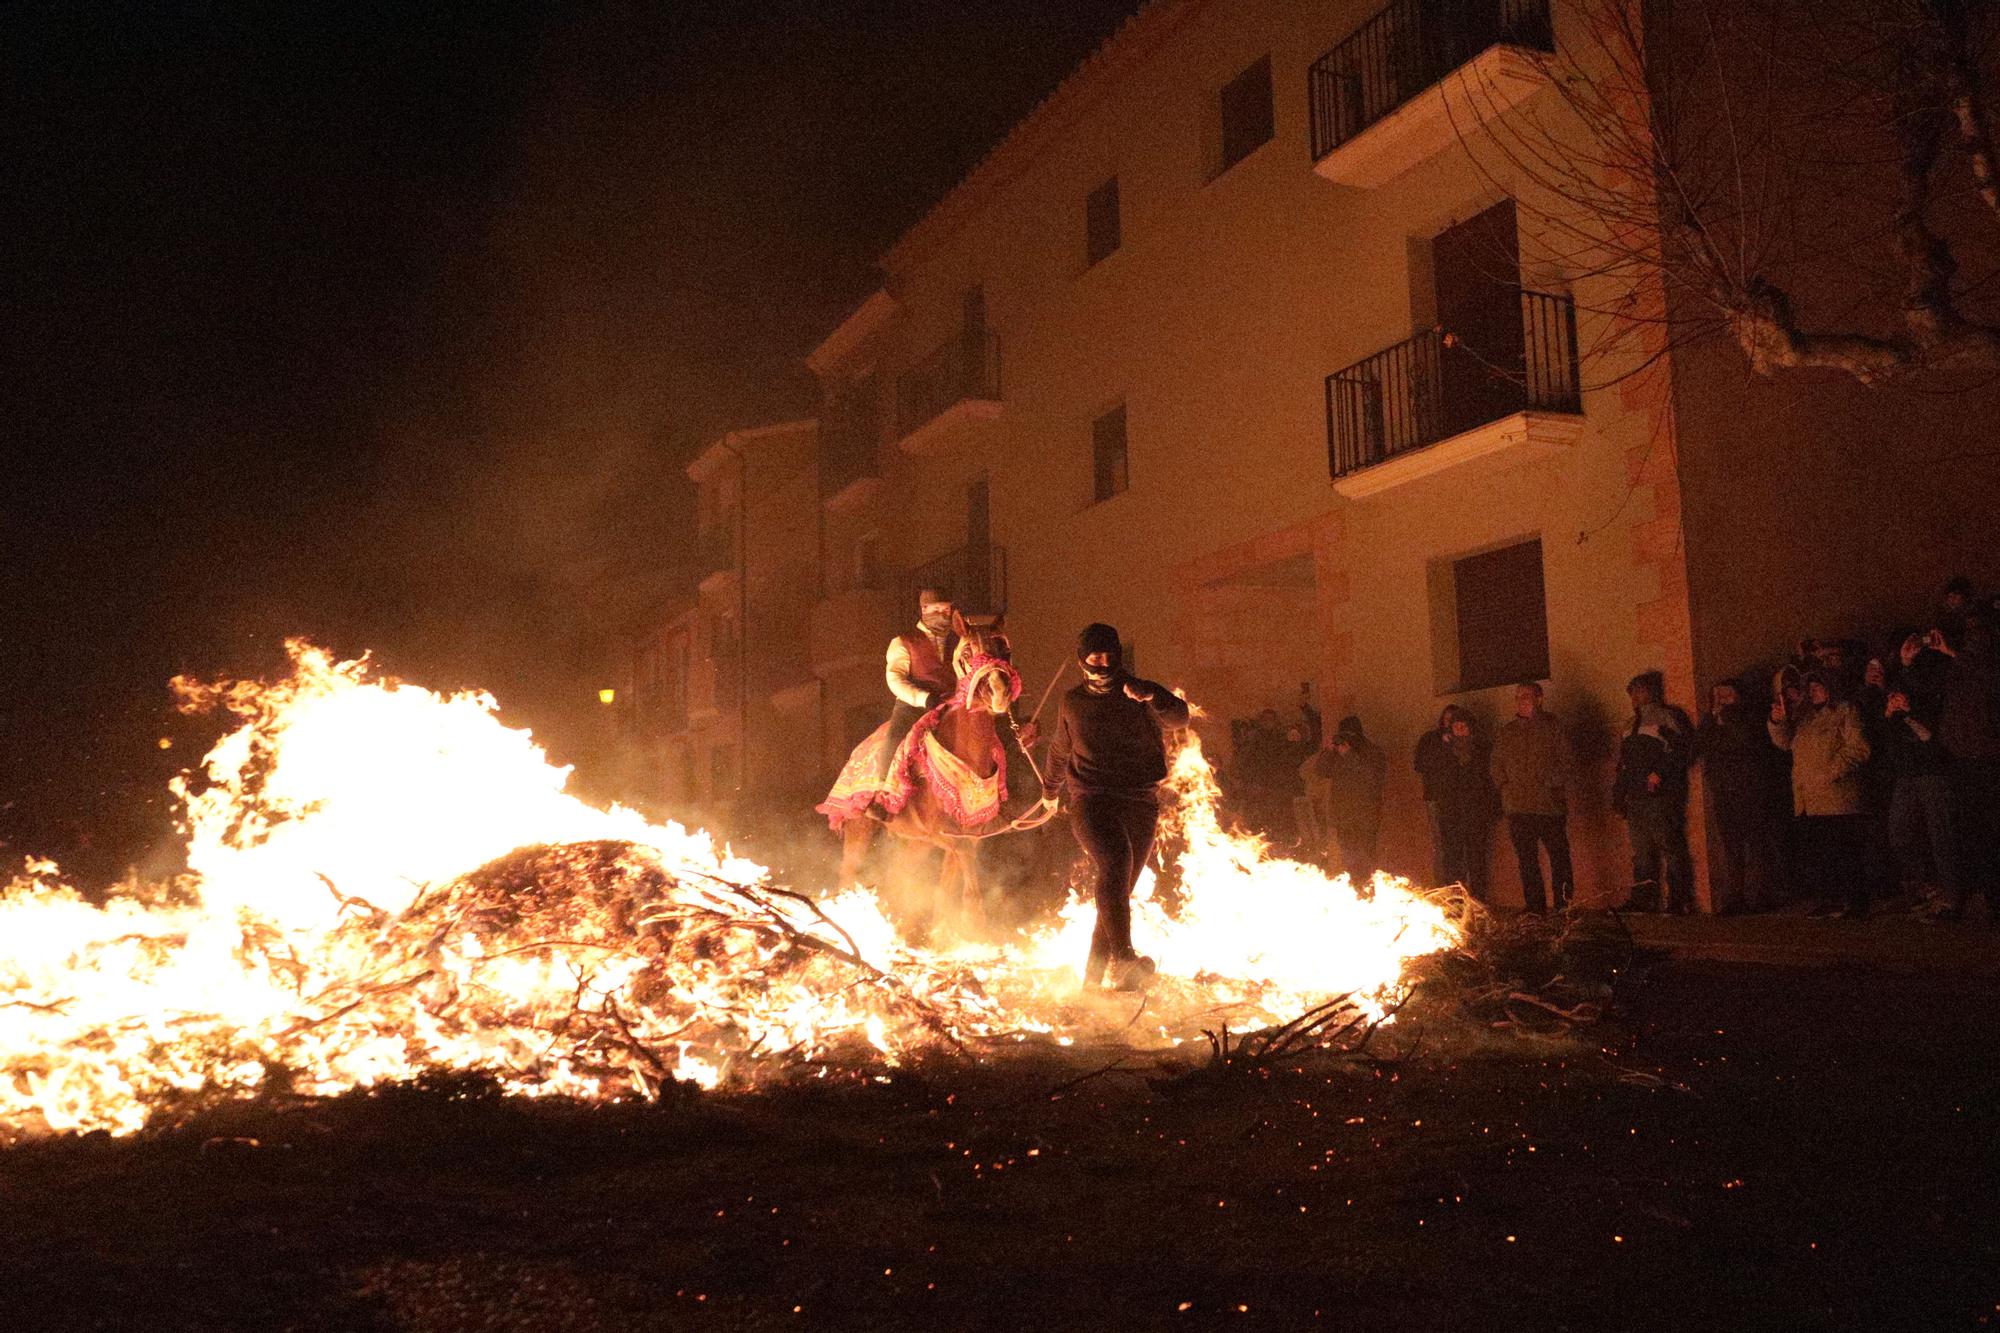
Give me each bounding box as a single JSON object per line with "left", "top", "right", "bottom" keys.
{"left": 816, "top": 618, "right": 1031, "bottom": 938}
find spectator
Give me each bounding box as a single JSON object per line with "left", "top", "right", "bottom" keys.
{"left": 1304, "top": 715, "right": 1387, "bottom": 884}
{"left": 1857, "top": 654, "right": 1898, "bottom": 903}
{"left": 1614, "top": 671, "right": 1694, "bottom": 913}
{"left": 1939, "top": 575, "right": 1975, "bottom": 645}
{"left": 1279, "top": 719, "right": 1314, "bottom": 844}
{"left": 1880, "top": 682, "right": 1966, "bottom": 921}
{"left": 1414, "top": 704, "right": 1495, "bottom": 900}
{"left": 1296, "top": 684, "right": 1323, "bottom": 752}
{"left": 1695, "top": 679, "right": 1784, "bottom": 911}
{"left": 1775, "top": 664, "right": 1807, "bottom": 720}
{"left": 1937, "top": 612, "right": 2000, "bottom": 919}
{"left": 1895, "top": 630, "right": 1952, "bottom": 707}
{"left": 1768, "top": 668, "right": 1872, "bottom": 918}
{"left": 1491, "top": 681, "right": 1577, "bottom": 913}
{"left": 1231, "top": 709, "right": 1289, "bottom": 838}
{"left": 1412, "top": 708, "right": 1453, "bottom": 883}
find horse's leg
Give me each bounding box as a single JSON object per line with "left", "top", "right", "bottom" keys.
{"left": 933, "top": 840, "right": 962, "bottom": 938}
{"left": 839, "top": 818, "right": 876, "bottom": 886}
{"left": 957, "top": 840, "right": 988, "bottom": 937}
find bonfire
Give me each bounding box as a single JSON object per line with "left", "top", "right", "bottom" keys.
{"left": 0, "top": 642, "right": 1461, "bottom": 1139}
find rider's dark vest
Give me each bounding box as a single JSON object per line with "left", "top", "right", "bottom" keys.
{"left": 899, "top": 630, "right": 959, "bottom": 697}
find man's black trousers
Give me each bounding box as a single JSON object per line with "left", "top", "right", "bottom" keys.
{"left": 1070, "top": 793, "right": 1158, "bottom": 984}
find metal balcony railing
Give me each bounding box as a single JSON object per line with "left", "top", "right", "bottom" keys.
{"left": 1326, "top": 288, "right": 1580, "bottom": 479}
{"left": 895, "top": 330, "right": 1001, "bottom": 441}
{"left": 903, "top": 543, "right": 1008, "bottom": 616}
{"left": 1308, "top": 0, "right": 1555, "bottom": 161}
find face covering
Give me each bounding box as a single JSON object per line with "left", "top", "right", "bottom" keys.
{"left": 1081, "top": 662, "right": 1117, "bottom": 690}
{"left": 921, "top": 609, "right": 952, "bottom": 634}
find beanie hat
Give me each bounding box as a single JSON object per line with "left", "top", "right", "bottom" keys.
{"left": 1077, "top": 623, "right": 1123, "bottom": 669}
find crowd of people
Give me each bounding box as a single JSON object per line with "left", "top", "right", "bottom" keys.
{"left": 1271, "top": 576, "right": 2000, "bottom": 920}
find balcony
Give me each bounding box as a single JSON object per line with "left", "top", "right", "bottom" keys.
{"left": 809, "top": 584, "right": 905, "bottom": 677}
{"left": 1309, "top": 0, "right": 1555, "bottom": 188}
{"left": 1326, "top": 289, "right": 1582, "bottom": 498}
{"left": 905, "top": 543, "right": 1008, "bottom": 616}
{"left": 894, "top": 330, "right": 1002, "bottom": 454}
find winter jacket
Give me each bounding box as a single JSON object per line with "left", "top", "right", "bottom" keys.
{"left": 1767, "top": 701, "right": 1872, "bottom": 816}
{"left": 1893, "top": 648, "right": 1952, "bottom": 716}
{"left": 1882, "top": 712, "right": 1952, "bottom": 779}
{"left": 1491, "top": 712, "right": 1574, "bottom": 817}
{"left": 1695, "top": 707, "right": 1780, "bottom": 803}
{"left": 1612, "top": 730, "right": 1680, "bottom": 817}
{"left": 1413, "top": 729, "right": 1453, "bottom": 801}
{"left": 1415, "top": 730, "right": 1496, "bottom": 817}
{"left": 1045, "top": 677, "right": 1191, "bottom": 800}
{"left": 1307, "top": 739, "right": 1388, "bottom": 833}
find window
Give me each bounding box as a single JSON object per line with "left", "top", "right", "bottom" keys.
{"left": 1449, "top": 538, "right": 1550, "bottom": 692}
{"left": 1092, "top": 405, "right": 1129, "bottom": 503}
{"left": 1085, "top": 175, "right": 1121, "bottom": 266}
{"left": 1217, "top": 55, "right": 1274, "bottom": 175}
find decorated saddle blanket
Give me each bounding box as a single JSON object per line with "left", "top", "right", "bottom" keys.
{"left": 816, "top": 656, "right": 1021, "bottom": 832}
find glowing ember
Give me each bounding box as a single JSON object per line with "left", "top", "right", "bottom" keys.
{"left": 0, "top": 642, "right": 1459, "bottom": 1138}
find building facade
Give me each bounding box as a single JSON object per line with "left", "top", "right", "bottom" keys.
{"left": 632, "top": 0, "right": 2000, "bottom": 907}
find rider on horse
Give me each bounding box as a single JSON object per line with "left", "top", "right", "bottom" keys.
{"left": 873, "top": 587, "right": 961, "bottom": 818}
{"left": 817, "top": 587, "right": 1034, "bottom": 833}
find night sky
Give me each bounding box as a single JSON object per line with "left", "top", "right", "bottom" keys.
{"left": 2, "top": 0, "right": 1142, "bottom": 883}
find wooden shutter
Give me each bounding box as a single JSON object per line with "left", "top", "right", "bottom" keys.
{"left": 1454, "top": 538, "right": 1549, "bottom": 691}
{"left": 1219, "top": 56, "right": 1274, "bottom": 171}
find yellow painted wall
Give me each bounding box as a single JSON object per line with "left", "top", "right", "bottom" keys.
{"left": 851, "top": 0, "right": 1694, "bottom": 906}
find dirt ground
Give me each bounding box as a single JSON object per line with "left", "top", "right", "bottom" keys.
{"left": 2, "top": 958, "right": 1994, "bottom": 1332}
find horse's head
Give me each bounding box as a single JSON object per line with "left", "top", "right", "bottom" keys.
{"left": 953, "top": 613, "right": 1018, "bottom": 716}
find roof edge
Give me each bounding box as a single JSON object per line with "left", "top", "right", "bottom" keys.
{"left": 806, "top": 290, "right": 900, "bottom": 377}
{"left": 882, "top": 0, "right": 1206, "bottom": 274}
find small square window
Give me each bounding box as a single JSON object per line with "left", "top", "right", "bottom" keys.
{"left": 1449, "top": 538, "right": 1550, "bottom": 692}
{"left": 1217, "top": 55, "right": 1274, "bottom": 175}
{"left": 1086, "top": 175, "right": 1121, "bottom": 267}
{"left": 1092, "top": 405, "right": 1129, "bottom": 503}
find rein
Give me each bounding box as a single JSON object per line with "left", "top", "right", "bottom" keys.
{"left": 938, "top": 658, "right": 1071, "bottom": 843}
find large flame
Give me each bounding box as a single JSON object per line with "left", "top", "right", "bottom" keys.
{"left": 0, "top": 643, "right": 1458, "bottom": 1138}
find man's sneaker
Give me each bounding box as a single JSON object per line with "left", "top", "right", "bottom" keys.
{"left": 1109, "top": 955, "right": 1157, "bottom": 992}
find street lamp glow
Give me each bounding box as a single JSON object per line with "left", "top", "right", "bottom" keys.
{"left": 597, "top": 688, "right": 616, "bottom": 705}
